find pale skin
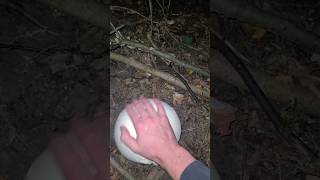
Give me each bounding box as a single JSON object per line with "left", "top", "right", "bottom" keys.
{"left": 120, "top": 96, "right": 196, "bottom": 180}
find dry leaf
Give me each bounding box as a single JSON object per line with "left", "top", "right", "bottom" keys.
{"left": 186, "top": 69, "right": 194, "bottom": 75}
{"left": 173, "top": 92, "right": 185, "bottom": 106}
{"left": 243, "top": 24, "right": 266, "bottom": 39}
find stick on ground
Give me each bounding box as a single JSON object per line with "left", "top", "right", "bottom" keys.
{"left": 110, "top": 52, "right": 210, "bottom": 98}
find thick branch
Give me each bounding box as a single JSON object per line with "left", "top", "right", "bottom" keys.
{"left": 110, "top": 52, "right": 210, "bottom": 98}
{"left": 211, "top": 49, "right": 320, "bottom": 118}
{"left": 211, "top": 0, "right": 320, "bottom": 53}
{"left": 36, "top": 0, "right": 208, "bottom": 77}
{"left": 112, "top": 39, "right": 209, "bottom": 77}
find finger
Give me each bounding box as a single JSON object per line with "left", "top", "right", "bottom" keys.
{"left": 126, "top": 104, "right": 141, "bottom": 127}
{"left": 153, "top": 98, "right": 172, "bottom": 126}
{"left": 135, "top": 98, "right": 149, "bottom": 119}
{"left": 120, "top": 126, "right": 139, "bottom": 152}
{"left": 131, "top": 99, "right": 140, "bottom": 107}
{"left": 153, "top": 98, "right": 166, "bottom": 116}
{"left": 141, "top": 98, "right": 157, "bottom": 117}
{"left": 139, "top": 95, "right": 145, "bottom": 100}
{"left": 132, "top": 99, "right": 141, "bottom": 113}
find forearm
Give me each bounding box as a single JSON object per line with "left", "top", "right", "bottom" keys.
{"left": 158, "top": 145, "right": 196, "bottom": 180}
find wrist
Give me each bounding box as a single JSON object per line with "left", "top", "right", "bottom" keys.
{"left": 158, "top": 145, "right": 196, "bottom": 180}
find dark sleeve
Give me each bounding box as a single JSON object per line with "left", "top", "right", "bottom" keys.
{"left": 180, "top": 160, "right": 210, "bottom": 180}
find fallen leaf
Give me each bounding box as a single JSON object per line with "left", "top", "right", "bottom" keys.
{"left": 186, "top": 69, "right": 194, "bottom": 75}
{"left": 173, "top": 92, "right": 185, "bottom": 106}
{"left": 243, "top": 24, "right": 266, "bottom": 39}
{"left": 251, "top": 27, "right": 266, "bottom": 39}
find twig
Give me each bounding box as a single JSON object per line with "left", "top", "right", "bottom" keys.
{"left": 155, "top": 0, "right": 166, "bottom": 19}
{"left": 0, "top": 1, "right": 60, "bottom": 39}
{"left": 148, "top": 0, "right": 153, "bottom": 28}
{"left": 1, "top": 1, "right": 46, "bottom": 29}
{"left": 111, "top": 38, "right": 209, "bottom": 77}
{"left": 111, "top": 5, "right": 159, "bottom": 24}
{"left": 111, "top": 5, "right": 147, "bottom": 19}
{"left": 211, "top": 48, "right": 320, "bottom": 118}
{"left": 31, "top": 45, "right": 58, "bottom": 60}
{"left": 147, "top": 33, "right": 159, "bottom": 49}
{"left": 110, "top": 52, "right": 210, "bottom": 98}
{"left": 169, "top": 62, "right": 200, "bottom": 103}
{"left": 110, "top": 157, "right": 135, "bottom": 180}
{"left": 0, "top": 1, "right": 59, "bottom": 36}
{"left": 110, "top": 24, "right": 125, "bottom": 35}
{"left": 147, "top": 0, "right": 157, "bottom": 49}
{"left": 167, "top": 0, "right": 171, "bottom": 12}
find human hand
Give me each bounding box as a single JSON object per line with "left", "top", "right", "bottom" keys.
{"left": 120, "top": 96, "right": 179, "bottom": 165}
{"left": 48, "top": 104, "right": 107, "bottom": 180}
{"left": 120, "top": 97, "right": 195, "bottom": 180}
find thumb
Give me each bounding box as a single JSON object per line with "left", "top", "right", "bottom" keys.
{"left": 120, "top": 126, "right": 139, "bottom": 152}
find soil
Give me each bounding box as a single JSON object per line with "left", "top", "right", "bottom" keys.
{"left": 110, "top": 0, "right": 210, "bottom": 179}
{"left": 0, "top": 0, "right": 107, "bottom": 179}
{"left": 212, "top": 0, "right": 320, "bottom": 179}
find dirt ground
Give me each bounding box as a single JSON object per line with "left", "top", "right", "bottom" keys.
{"left": 110, "top": 63, "right": 210, "bottom": 179}
{"left": 110, "top": 0, "right": 210, "bottom": 179}
{"left": 0, "top": 1, "right": 107, "bottom": 179}
{"left": 1, "top": 0, "right": 320, "bottom": 180}
{"left": 0, "top": 0, "right": 210, "bottom": 179}
{"left": 212, "top": 0, "right": 320, "bottom": 179}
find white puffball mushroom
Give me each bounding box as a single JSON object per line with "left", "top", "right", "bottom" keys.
{"left": 114, "top": 99, "right": 181, "bottom": 165}
{"left": 25, "top": 149, "right": 66, "bottom": 180}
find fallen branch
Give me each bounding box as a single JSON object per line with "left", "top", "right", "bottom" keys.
{"left": 211, "top": 49, "right": 320, "bottom": 118}
{"left": 110, "top": 5, "right": 159, "bottom": 24}
{"left": 211, "top": 0, "right": 320, "bottom": 53}
{"left": 212, "top": 32, "right": 318, "bottom": 159}
{"left": 111, "top": 38, "right": 210, "bottom": 77}
{"left": 36, "top": 0, "right": 209, "bottom": 77}
{"left": 110, "top": 52, "right": 210, "bottom": 98}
